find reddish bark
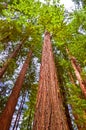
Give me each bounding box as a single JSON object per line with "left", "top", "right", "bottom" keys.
{"left": 0, "top": 38, "right": 26, "bottom": 79}
{"left": 33, "top": 32, "right": 69, "bottom": 130}
{"left": 0, "top": 50, "right": 32, "bottom": 130}
{"left": 66, "top": 48, "right": 86, "bottom": 98}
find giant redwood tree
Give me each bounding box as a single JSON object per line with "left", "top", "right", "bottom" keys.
{"left": 0, "top": 50, "right": 32, "bottom": 130}
{"left": 33, "top": 32, "right": 69, "bottom": 130}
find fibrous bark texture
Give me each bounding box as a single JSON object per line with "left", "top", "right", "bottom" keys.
{"left": 66, "top": 48, "right": 86, "bottom": 98}
{"left": 33, "top": 32, "right": 69, "bottom": 130}
{"left": 0, "top": 50, "right": 32, "bottom": 130}
{"left": 71, "top": 57, "right": 86, "bottom": 98}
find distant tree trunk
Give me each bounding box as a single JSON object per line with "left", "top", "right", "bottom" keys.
{"left": 68, "top": 71, "right": 86, "bottom": 130}
{"left": 12, "top": 92, "right": 26, "bottom": 130}
{"left": 66, "top": 48, "right": 86, "bottom": 98}
{"left": 59, "top": 80, "right": 73, "bottom": 130}
{"left": 68, "top": 71, "right": 75, "bottom": 85}
{"left": 33, "top": 31, "right": 69, "bottom": 130}
{"left": 0, "top": 38, "right": 26, "bottom": 79}
{"left": 0, "top": 50, "right": 32, "bottom": 130}
{"left": 54, "top": 56, "right": 73, "bottom": 130}
{"left": 57, "top": 69, "right": 73, "bottom": 130}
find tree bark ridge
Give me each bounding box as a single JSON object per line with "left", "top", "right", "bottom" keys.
{"left": 33, "top": 32, "right": 69, "bottom": 130}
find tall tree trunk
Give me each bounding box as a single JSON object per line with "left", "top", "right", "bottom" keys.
{"left": 0, "top": 38, "right": 26, "bottom": 79}
{"left": 66, "top": 48, "right": 86, "bottom": 98}
{"left": 33, "top": 31, "right": 69, "bottom": 130}
{"left": 0, "top": 50, "right": 32, "bottom": 130}
{"left": 12, "top": 92, "right": 26, "bottom": 130}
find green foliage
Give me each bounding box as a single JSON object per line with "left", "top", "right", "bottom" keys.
{"left": 0, "top": 20, "right": 23, "bottom": 43}
{"left": 37, "top": 3, "right": 64, "bottom": 34}
{"left": 0, "top": 43, "right": 4, "bottom": 51}
{"left": 67, "top": 83, "right": 86, "bottom": 127}
{"left": 0, "top": 96, "right": 8, "bottom": 114}
{"left": 0, "top": 0, "right": 86, "bottom": 129}
{"left": 20, "top": 84, "right": 38, "bottom": 130}
{"left": 81, "top": 67, "right": 86, "bottom": 80}
{"left": 6, "top": 58, "right": 17, "bottom": 76}
{"left": 59, "top": 58, "right": 69, "bottom": 69}
{"left": 68, "top": 34, "right": 86, "bottom": 66}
